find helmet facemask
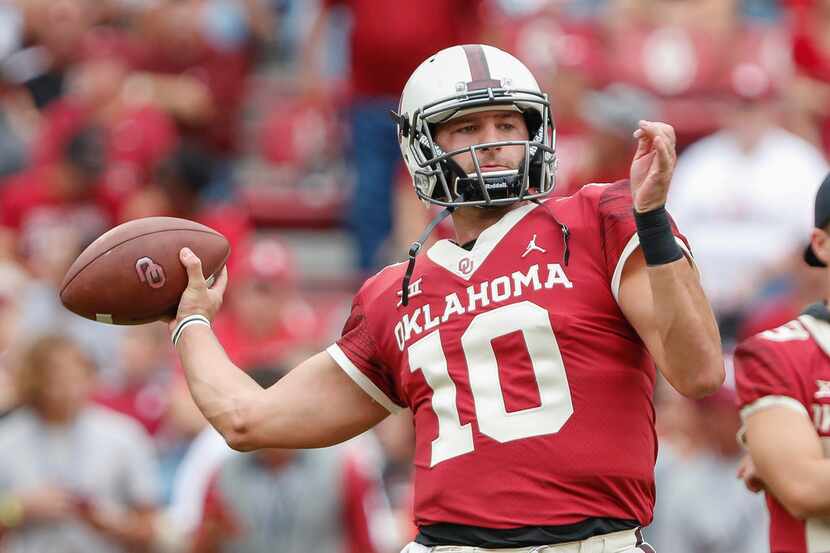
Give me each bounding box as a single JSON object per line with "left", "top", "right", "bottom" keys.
{"left": 405, "top": 87, "right": 557, "bottom": 208}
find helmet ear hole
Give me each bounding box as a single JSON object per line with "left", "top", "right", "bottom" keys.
{"left": 523, "top": 110, "right": 543, "bottom": 140}
{"left": 390, "top": 110, "right": 411, "bottom": 137}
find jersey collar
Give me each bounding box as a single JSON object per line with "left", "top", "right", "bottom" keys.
{"left": 802, "top": 301, "right": 830, "bottom": 323}
{"left": 426, "top": 201, "right": 539, "bottom": 280}
{"left": 799, "top": 311, "right": 830, "bottom": 358}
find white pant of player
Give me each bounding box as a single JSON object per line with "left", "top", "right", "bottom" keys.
{"left": 400, "top": 529, "right": 655, "bottom": 553}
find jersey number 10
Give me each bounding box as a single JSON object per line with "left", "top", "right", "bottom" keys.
{"left": 408, "top": 300, "right": 574, "bottom": 466}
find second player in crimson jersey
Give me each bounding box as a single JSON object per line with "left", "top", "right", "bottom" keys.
{"left": 736, "top": 312, "right": 830, "bottom": 553}
{"left": 166, "top": 44, "right": 723, "bottom": 553}
{"left": 735, "top": 173, "right": 830, "bottom": 553}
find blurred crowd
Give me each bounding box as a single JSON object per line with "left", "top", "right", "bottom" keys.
{"left": 0, "top": 0, "right": 828, "bottom": 551}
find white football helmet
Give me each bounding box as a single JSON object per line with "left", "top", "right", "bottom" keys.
{"left": 395, "top": 44, "right": 557, "bottom": 208}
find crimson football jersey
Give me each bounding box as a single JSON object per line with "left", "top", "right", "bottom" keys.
{"left": 735, "top": 309, "right": 830, "bottom": 553}
{"left": 328, "top": 181, "right": 690, "bottom": 532}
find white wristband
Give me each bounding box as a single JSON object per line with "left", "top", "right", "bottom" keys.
{"left": 172, "top": 314, "right": 211, "bottom": 347}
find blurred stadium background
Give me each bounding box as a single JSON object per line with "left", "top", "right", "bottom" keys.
{"left": 0, "top": 0, "right": 827, "bottom": 551}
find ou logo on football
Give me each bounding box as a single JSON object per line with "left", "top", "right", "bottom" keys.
{"left": 458, "top": 257, "right": 474, "bottom": 275}
{"left": 135, "top": 257, "right": 166, "bottom": 289}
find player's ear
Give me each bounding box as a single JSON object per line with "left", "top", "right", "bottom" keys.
{"left": 811, "top": 228, "right": 830, "bottom": 266}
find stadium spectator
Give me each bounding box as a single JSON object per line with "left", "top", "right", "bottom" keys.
{"left": 10, "top": 211, "right": 123, "bottom": 370}
{"left": 496, "top": 5, "right": 604, "bottom": 195}
{"left": 652, "top": 376, "right": 700, "bottom": 459}
{"left": 0, "top": 261, "right": 27, "bottom": 417}
{"left": 212, "top": 237, "right": 320, "bottom": 370}
{"left": 0, "top": 334, "right": 162, "bottom": 553}
{"left": 18, "top": 0, "right": 98, "bottom": 109}
{"left": 561, "top": 83, "right": 658, "bottom": 195}
{"left": 601, "top": 0, "right": 741, "bottom": 37}
{"left": 1, "top": 126, "right": 125, "bottom": 367}
{"left": 669, "top": 63, "right": 828, "bottom": 340}
{"left": 600, "top": 0, "right": 789, "bottom": 147}
{"left": 789, "top": 0, "right": 830, "bottom": 158}
{"left": 365, "top": 412, "right": 416, "bottom": 553}
{"left": 191, "top": 447, "right": 379, "bottom": 553}
{"left": 299, "top": 0, "right": 485, "bottom": 273}
{"left": 189, "top": 367, "right": 379, "bottom": 553}
{"left": 648, "top": 387, "right": 769, "bottom": 553}
{"left": 128, "top": 0, "right": 257, "bottom": 164}
{"left": 0, "top": 76, "right": 29, "bottom": 178}
{"left": 0, "top": 124, "right": 110, "bottom": 252}
{"left": 32, "top": 57, "right": 180, "bottom": 218}
{"left": 164, "top": 425, "right": 233, "bottom": 550}
{"left": 649, "top": 0, "right": 740, "bottom": 35}
{"left": 90, "top": 321, "right": 194, "bottom": 506}
{"left": 92, "top": 322, "right": 174, "bottom": 438}
{"left": 118, "top": 141, "right": 252, "bottom": 275}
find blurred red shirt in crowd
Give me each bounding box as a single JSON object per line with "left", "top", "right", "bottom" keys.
{"left": 0, "top": 164, "right": 108, "bottom": 240}
{"left": 0, "top": 90, "right": 179, "bottom": 265}
{"left": 323, "top": 0, "right": 484, "bottom": 98}
{"left": 789, "top": 0, "right": 830, "bottom": 158}
{"left": 212, "top": 238, "right": 320, "bottom": 371}
{"left": 79, "top": 12, "right": 251, "bottom": 155}
{"left": 92, "top": 324, "right": 174, "bottom": 437}
{"left": 498, "top": 11, "right": 607, "bottom": 196}
{"left": 93, "top": 382, "right": 170, "bottom": 437}
{"left": 598, "top": 11, "right": 789, "bottom": 147}
{"left": 128, "top": 41, "right": 250, "bottom": 155}
{"left": 34, "top": 95, "right": 179, "bottom": 216}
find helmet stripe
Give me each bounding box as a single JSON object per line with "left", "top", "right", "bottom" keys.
{"left": 462, "top": 44, "right": 501, "bottom": 91}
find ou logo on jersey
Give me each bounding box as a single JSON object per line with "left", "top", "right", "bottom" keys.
{"left": 458, "top": 257, "right": 474, "bottom": 275}
{"left": 135, "top": 257, "right": 166, "bottom": 289}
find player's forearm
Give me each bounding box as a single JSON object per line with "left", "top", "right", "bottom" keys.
{"left": 767, "top": 458, "right": 830, "bottom": 519}
{"left": 746, "top": 410, "right": 830, "bottom": 520}
{"left": 175, "top": 325, "right": 263, "bottom": 447}
{"left": 647, "top": 258, "right": 724, "bottom": 397}
{"left": 234, "top": 352, "right": 390, "bottom": 450}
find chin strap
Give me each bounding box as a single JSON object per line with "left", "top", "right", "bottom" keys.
{"left": 400, "top": 205, "right": 456, "bottom": 307}
{"left": 531, "top": 198, "right": 570, "bottom": 266}
{"left": 454, "top": 171, "right": 522, "bottom": 204}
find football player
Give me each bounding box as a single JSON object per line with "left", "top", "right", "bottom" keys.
{"left": 735, "top": 173, "right": 830, "bottom": 553}
{"left": 169, "top": 45, "right": 723, "bottom": 552}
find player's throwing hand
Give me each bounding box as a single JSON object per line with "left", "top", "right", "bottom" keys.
{"left": 169, "top": 247, "right": 228, "bottom": 332}
{"left": 629, "top": 120, "right": 678, "bottom": 213}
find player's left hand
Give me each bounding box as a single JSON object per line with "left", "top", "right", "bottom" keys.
{"left": 737, "top": 454, "right": 765, "bottom": 494}
{"left": 629, "top": 120, "right": 677, "bottom": 213}
{"left": 74, "top": 499, "right": 117, "bottom": 535}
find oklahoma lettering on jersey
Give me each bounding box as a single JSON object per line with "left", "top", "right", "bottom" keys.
{"left": 393, "top": 262, "right": 573, "bottom": 350}
{"left": 735, "top": 312, "right": 830, "bottom": 553}
{"left": 328, "top": 181, "right": 691, "bottom": 530}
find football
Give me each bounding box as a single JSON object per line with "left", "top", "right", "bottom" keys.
{"left": 60, "top": 217, "right": 230, "bottom": 325}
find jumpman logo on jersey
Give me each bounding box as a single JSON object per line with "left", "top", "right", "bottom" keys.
{"left": 521, "top": 234, "right": 546, "bottom": 258}
{"left": 816, "top": 380, "right": 830, "bottom": 399}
